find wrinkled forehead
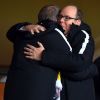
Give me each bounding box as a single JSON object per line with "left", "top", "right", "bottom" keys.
{"left": 60, "top": 6, "right": 77, "bottom": 17}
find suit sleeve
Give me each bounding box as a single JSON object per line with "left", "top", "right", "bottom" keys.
{"left": 41, "top": 30, "right": 95, "bottom": 72}
{"left": 41, "top": 50, "right": 91, "bottom": 72}
{"left": 6, "top": 22, "right": 31, "bottom": 42}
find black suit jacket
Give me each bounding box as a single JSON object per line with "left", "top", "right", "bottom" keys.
{"left": 36, "top": 22, "right": 97, "bottom": 100}
{"left": 4, "top": 21, "right": 71, "bottom": 100}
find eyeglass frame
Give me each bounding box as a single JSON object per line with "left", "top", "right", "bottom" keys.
{"left": 57, "top": 14, "right": 78, "bottom": 21}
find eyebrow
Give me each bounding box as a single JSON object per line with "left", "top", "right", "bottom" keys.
{"left": 57, "top": 14, "right": 78, "bottom": 20}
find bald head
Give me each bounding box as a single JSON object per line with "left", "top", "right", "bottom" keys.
{"left": 61, "top": 5, "right": 77, "bottom": 19}
{"left": 59, "top": 5, "right": 83, "bottom": 21}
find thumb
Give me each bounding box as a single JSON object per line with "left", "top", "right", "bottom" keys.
{"left": 37, "top": 42, "right": 44, "bottom": 48}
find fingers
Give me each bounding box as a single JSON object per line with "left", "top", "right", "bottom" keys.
{"left": 37, "top": 42, "right": 43, "bottom": 47}
{"left": 24, "top": 44, "right": 35, "bottom": 56}
{"left": 37, "top": 25, "right": 46, "bottom": 32}
{"left": 25, "top": 44, "right": 35, "bottom": 50}
{"left": 24, "top": 47, "right": 32, "bottom": 53}
{"left": 24, "top": 43, "right": 44, "bottom": 61}
{"left": 24, "top": 24, "right": 46, "bottom": 34}
{"left": 35, "top": 28, "right": 40, "bottom": 33}
{"left": 31, "top": 29, "right": 34, "bottom": 35}
{"left": 24, "top": 42, "right": 44, "bottom": 53}
{"left": 37, "top": 42, "right": 45, "bottom": 51}
{"left": 24, "top": 25, "right": 34, "bottom": 32}
{"left": 33, "top": 25, "right": 46, "bottom": 33}
{"left": 24, "top": 46, "right": 34, "bottom": 60}
{"left": 25, "top": 55, "right": 34, "bottom": 60}
{"left": 24, "top": 48, "right": 33, "bottom": 56}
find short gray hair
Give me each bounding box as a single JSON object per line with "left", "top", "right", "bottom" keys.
{"left": 38, "top": 5, "right": 60, "bottom": 22}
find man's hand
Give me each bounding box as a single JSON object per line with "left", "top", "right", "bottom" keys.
{"left": 24, "top": 42, "right": 45, "bottom": 61}
{"left": 25, "top": 24, "right": 46, "bottom": 34}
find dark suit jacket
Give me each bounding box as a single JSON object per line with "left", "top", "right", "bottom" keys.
{"left": 38, "top": 22, "right": 97, "bottom": 100}
{"left": 94, "top": 57, "right": 100, "bottom": 100}
{"left": 4, "top": 20, "right": 71, "bottom": 100}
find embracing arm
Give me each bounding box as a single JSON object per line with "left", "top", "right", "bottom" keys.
{"left": 41, "top": 30, "right": 98, "bottom": 80}
{"left": 7, "top": 23, "right": 45, "bottom": 43}
{"left": 41, "top": 50, "right": 90, "bottom": 72}
{"left": 24, "top": 23, "right": 95, "bottom": 72}
{"left": 24, "top": 36, "right": 94, "bottom": 73}
{"left": 6, "top": 22, "right": 31, "bottom": 42}
{"left": 41, "top": 29, "right": 95, "bottom": 72}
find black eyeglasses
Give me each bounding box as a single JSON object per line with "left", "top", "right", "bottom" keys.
{"left": 57, "top": 15, "right": 78, "bottom": 21}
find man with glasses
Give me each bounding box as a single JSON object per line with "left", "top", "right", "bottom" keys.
{"left": 23, "top": 5, "right": 97, "bottom": 100}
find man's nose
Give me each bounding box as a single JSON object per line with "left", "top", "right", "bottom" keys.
{"left": 58, "top": 17, "right": 65, "bottom": 23}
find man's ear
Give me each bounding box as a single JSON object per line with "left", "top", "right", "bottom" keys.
{"left": 74, "top": 19, "right": 81, "bottom": 26}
